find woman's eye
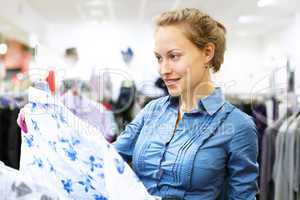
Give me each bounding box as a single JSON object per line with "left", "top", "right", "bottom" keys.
{"left": 170, "top": 54, "right": 180, "bottom": 61}
{"left": 156, "top": 56, "right": 162, "bottom": 63}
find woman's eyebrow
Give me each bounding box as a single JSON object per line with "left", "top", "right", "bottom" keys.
{"left": 154, "top": 49, "right": 182, "bottom": 55}
{"left": 154, "top": 52, "right": 160, "bottom": 56}
{"left": 167, "top": 49, "right": 182, "bottom": 54}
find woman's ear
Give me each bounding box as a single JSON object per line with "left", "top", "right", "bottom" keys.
{"left": 203, "top": 43, "right": 215, "bottom": 64}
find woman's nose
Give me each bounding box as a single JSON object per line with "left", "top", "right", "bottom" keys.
{"left": 159, "top": 61, "right": 172, "bottom": 75}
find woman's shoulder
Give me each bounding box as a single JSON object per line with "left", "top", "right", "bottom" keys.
{"left": 143, "top": 96, "right": 171, "bottom": 111}
{"left": 219, "top": 102, "right": 258, "bottom": 153}
{"left": 225, "top": 101, "right": 256, "bottom": 128}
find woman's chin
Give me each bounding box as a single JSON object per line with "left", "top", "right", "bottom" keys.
{"left": 167, "top": 88, "right": 181, "bottom": 97}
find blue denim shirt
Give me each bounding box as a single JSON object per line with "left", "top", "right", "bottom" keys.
{"left": 114, "top": 88, "right": 258, "bottom": 200}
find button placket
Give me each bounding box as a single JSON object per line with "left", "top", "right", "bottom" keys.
{"left": 183, "top": 104, "right": 235, "bottom": 189}
{"left": 156, "top": 112, "right": 180, "bottom": 186}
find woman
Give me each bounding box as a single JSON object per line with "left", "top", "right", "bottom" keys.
{"left": 114, "top": 8, "right": 258, "bottom": 200}
{"left": 18, "top": 8, "right": 258, "bottom": 200}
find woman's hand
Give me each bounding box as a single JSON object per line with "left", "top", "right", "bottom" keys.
{"left": 17, "top": 108, "right": 28, "bottom": 133}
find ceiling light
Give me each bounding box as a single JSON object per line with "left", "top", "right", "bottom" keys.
{"left": 257, "top": 0, "right": 277, "bottom": 8}
{"left": 85, "top": 0, "right": 106, "bottom": 7}
{"left": 0, "top": 43, "right": 8, "bottom": 55}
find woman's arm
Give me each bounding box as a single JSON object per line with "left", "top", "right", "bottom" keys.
{"left": 227, "top": 120, "right": 259, "bottom": 200}
{"left": 113, "top": 101, "right": 154, "bottom": 162}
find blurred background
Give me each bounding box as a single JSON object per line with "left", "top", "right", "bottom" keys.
{"left": 0, "top": 0, "right": 299, "bottom": 94}
{"left": 0, "top": 0, "right": 300, "bottom": 199}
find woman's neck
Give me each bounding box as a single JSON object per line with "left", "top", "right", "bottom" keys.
{"left": 180, "top": 82, "right": 215, "bottom": 113}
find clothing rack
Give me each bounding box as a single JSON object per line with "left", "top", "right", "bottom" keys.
{"left": 0, "top": 93, "right": 24, "bottom": 170}
{"left": 259, "top": 60, "right": 300, "bottom": 200}
{"left": 0, "top": 79, "right": 50, "bottom": 170}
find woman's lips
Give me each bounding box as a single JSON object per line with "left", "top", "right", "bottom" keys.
{"left": 163, "top": 78, "right": 181, "bottom": 86}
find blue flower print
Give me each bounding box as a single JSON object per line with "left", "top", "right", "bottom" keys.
{"left": 47, "top": 159, "right": 55, "bottom": 173}
{"left": 31, "top": 156, "right": 43, "bottom": 168}
{"left": 78, "top": 176, "right": 95, "bottom": 192}
{"left": 24, "top": 135, "right": 34, "bottom": 147}
{"left": 93, "top": 194, "right": 108, "bottom": 200}
{"left": 59, "top": 137, "right": 69, "bottom": 143}
{"left": 63, "top": 145, "right": 77, "bottom": 161}
{"left": 114, "top": 158, "right": 125, "bottom": 174}
{"left": 51, "top": 113, "right": 61, "bottom": 129}
{"left": 31, "top": 102, "right": 37, "bottom": 111}
{"left": 51, "top": 113, "right": 57, "bottom": 120}
{"left": 31, "top": 119, "right": 39, "bottom": 131}
{"left": 70, "top": 136, "right": 80, "bottom": 146}
{"left": 61, "top": 179, "right": 73, "bottom": 194}
{"left": 97, "top": 173, "right": 105, "bottom": 179}
{"left": 58, "top": 112, "right": 67, "bottom": 124}
{"left": 84, "top": 156, "right": 103, "bottom": 172}
{"left": 60, "top": 137, "right": 80, "bottom": 146}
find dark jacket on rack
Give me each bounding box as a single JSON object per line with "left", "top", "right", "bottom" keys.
{"left": 0, "top": 106, "right": 21, "bottom": 169}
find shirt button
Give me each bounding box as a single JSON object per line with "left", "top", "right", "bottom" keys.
{"left": 158, "top": 169, "right": 163, "bottom": 178}
{"left": 156, "top": 168, "right": 163, "bottom": 179}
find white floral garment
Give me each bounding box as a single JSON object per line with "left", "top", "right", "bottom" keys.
{"left": 0, "top": 161, "right": 61, "bottom": 199}
{"left": 20, "top": 87, "right": 154, "bottom": 200}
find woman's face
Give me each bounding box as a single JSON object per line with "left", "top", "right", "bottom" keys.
{"left": 154, "top": 25, "right": 213, "bottom": 97}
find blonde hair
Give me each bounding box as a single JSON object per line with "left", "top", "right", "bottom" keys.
{"left": 155, "top": 8, "right": 226, "bottom": 72}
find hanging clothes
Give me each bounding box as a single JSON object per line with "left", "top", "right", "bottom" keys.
{"left": 0, "top": 96, "right": 23, "bottom": 169}
{"left": 252, "top": 101, "right": 268, "bottom": 172}
{"left": 113, "top": 80, "right": 136, "bottom": 131}
{"left": 61, "top": 91, "right": 117, "bottom": 142}
{"left": 20, "top": 87, "right": 154, "bottom": 200}
{"left": 272, "top": 111, "right": 300, "bottom": 200}
{"left": 295, "top": 119, "right": 300, "bottom": 200}
{"left": 285, "top": 114, "right": 300, "bottom": 200}
{"left": 89, "top": 69, "right": 113, "bottom": 103}
{"left": 259, "top": 112, "right": 292, "bottom": 200}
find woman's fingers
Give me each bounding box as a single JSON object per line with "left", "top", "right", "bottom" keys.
{"left": 17, "top": 109, "right": 28, "bottom": 133}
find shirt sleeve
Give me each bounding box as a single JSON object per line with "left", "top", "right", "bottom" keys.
{"left": 113, "top": 100, "right": 154, "bottom": 162}
{"left": 227, "top": 119, "right": 259, "bottom": 200}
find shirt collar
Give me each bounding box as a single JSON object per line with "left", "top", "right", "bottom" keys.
{"left": 199, "top": 87, "right": 225, "bottom": 115}
{"left": 168, "top": 87, "right": 225, "bottom": 115}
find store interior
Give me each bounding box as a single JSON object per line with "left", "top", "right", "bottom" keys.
{"left": 0, "top": 0, "right": 300, "bottom": 199}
